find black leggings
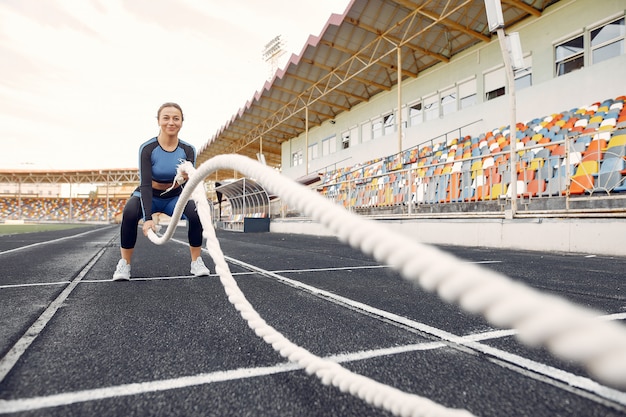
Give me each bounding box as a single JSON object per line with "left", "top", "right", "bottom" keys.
{"left": 119, "top": 195, "right": 204, "bottom": 249}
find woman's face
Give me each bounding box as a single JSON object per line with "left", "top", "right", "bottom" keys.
{"left": 158, "top": 106, "right": 183, "bottom": 136}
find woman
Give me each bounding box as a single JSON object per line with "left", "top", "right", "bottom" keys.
{"left": 113, "top": 102, "right": 210, "bottom": 280}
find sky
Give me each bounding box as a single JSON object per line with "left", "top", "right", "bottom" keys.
{"left": 0, "top": 0, "right": 351, "bottom": 171}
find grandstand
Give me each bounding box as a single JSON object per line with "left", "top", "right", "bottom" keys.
{"left": 0, "top": 197, "right": 126, "bottom": 223}
{"left": 1, "top": 0, "right": 625, "bottom": 254}
{"left": 317, "top": 96, "right": 626, "bottom": 212}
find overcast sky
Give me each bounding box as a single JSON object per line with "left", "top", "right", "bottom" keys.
{"left": 0, "top": 0, "right": 351, "bottom": 171}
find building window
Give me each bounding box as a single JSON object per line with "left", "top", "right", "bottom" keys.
{"left": 555, "top": 35, "right": 584, "bottom": 76}
{"left": 485, "top": 67, "right": 506, "bottom": 100}
{"left": 341, "top": 131, "right": 351, "bottom": 149}
{"left": 458, "top": 78, "right": 476, "bottom": 109}
{"left": 591, "top": 17, "right": 625, "bottom": 64}
{"left": 292, "top": 150, "right": 303, "bottom": 167}
{"left": 424, "top": 94, "right": 439, "bottom": 121}
{"left": 361, "top": 121, "right": 372, "bottom": 142}
{"left": 322, "top": 135, "right": 336, "bottom": 156}
{"left": 409, "top": 101, "right": 422, "bottom": 126}
{"left": 514, "top": 55, "right": 533, "bottom": 90}
{"left": 440, "top": 86, "right": 457, "bottom": 116}
{"left": 383, "top": 113, "right": 395, "bottom": 135}
{"left": 371, "top": 117, "right": 384, "bottom": 139}
{"left": 308, "top": 143, "right": 318, "bottom": 161}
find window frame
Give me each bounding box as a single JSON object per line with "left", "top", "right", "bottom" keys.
{"left": 590, "top": 16, "right": 625, "bottom": 65}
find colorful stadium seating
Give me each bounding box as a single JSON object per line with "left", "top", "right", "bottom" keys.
{"left": 319, "top": 96, "right": 626, "bottom": 208}
{"left": 0, "top": 197, "right": 126, "bottom": 222}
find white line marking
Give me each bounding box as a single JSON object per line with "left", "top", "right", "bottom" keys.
{"left": 0, "top": 227, "right": 111, "bottom": 256}
{"left": 0, "top": 281, "right": 71, "bottom": 290}
{"left": 0, "top": 329, "right": 527, "bottom": 414}
{"left": 0, "top": 363, "right": 301, "bottom": 414}
{"left": 224, "top": 255, "right": 626, "bottom": 407}
{"left": 0, "top": 248, "right": 106, "bottom": 383}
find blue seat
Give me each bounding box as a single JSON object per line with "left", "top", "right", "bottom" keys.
{"left": 543, "top": 173, "right": 567, "bottom": 196}
{"left": 594, "top": 158, "right": 626, "bottom": 193}
{"left": 604, "top": 145, "right": 626, "bottom": 159}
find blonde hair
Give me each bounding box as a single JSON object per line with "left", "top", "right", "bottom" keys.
{"left": 157, "top": 102, "right": 184, "bottom": 121}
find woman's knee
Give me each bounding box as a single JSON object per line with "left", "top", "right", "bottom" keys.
{"left": 122, "top": 196, "right": 142, "bottom": 220}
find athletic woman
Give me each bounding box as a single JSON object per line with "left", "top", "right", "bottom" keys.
{"left": 113, "top": 102, "right": 210, "bottom": 280}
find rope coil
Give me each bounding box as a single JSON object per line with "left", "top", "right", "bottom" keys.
{"left": 148, "top": 155, "right": 626, "bottom": 416}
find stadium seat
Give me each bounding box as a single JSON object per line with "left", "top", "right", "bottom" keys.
{"left": 604, "top": 145, "right": 626, "bottom": 159}
{"left": 543, "top": 173, "right": 567, "bottom": 196}
{"left": 582, "top": 139, "right": 607, "bottom": 162}
{"left": 593, "top": 158, "right": 626, "bottom": 193}
{"left": 570, "top": 174, "right": 595, "bottom": 195}
{"left": 489, "top": 183, "right": 507, "bottom": 200}
{"left": 524, "top": 178, "right": 546, "bottom": 197}
{"left": 606, "top": 134, "right": 626, "bottom": 150}
{"left": 574, "top": 160, "right": 599, "bottom": 177}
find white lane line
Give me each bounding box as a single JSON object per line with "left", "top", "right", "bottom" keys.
{"left": 0, "top": 248, "right": 106, "bottom": 384}
{"left": 0, "top": 281, "right": 70, "bottom": 289}
{"left": 0, "top": 329, "right": 519, "bottom": 414}
{"left": 0, "top": 227, "right": 112, "bottom": 256}
{"left": 224, "top": 255, "right": 626, "bottom": 408}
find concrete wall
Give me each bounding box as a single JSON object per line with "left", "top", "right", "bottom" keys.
{"left": 269, "top": 217, "right": 626, "bottom": 257}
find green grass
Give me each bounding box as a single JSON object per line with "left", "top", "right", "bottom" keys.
{"left": 0, "top": 223, "right": 92, "bottom": 235}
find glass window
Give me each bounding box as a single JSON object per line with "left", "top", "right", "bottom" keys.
{"left": 485, "top": 67, "right": 506, "bottom": 100}
{"left": 292, "top": 150, "right": 303, "bottom": 167}
{"left": 349, "top": 126, "right": 359, "bottom": 146}
{"left": 514, "top": 55, "right": 532, "bottom": 91}
{"left": 383, "top": 113, "right": 395, "bottom": 135}
{"left": 409, "top": 101, "right": 422, "bottom": 126}
{"left": 361, "top": 121, "right": 372, "bottom": 143}
{"left": 372, "top": 117, "right": 384, "bottom": 139}
{"left": 424, "top": 94, "right": 438, "bottom": 121}
{"left": 555, "top": 35, "right": 584, "bottom": 76}
{"left": 308, "top": 143, "right": 318, "bottom": 161}
{"left": 486, "top": 87, "right": 505, "bottom": 101}
{"left": 342, "top": 131, "right": 351, "bottom": 149}
{"left": 591, "top": 17, "right": 625, "bottom": 64}
{"left": 458, "top": 79, "right": 476, "bottom": 109}
{"left": 441, "top": 87, "right": 457, "bottom": 116}
{"left": 322, "top": 135, "right": 336, "bottom": 156}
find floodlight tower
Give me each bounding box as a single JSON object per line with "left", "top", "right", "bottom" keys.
{"left": 260, "top": 35, "right": 286, "bottom": 166}
{"left": 484, "top": 0, "right": 524, "bottom": 218}
{"left": 263, "top": 35, "right": 286, "bottom": 81}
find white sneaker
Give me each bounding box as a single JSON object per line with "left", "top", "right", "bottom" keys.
{"left": 190, "top": 257, "right": 210, "bottom": 276}
{"left": 112, "top": 259, "right": 131, "bottom": 281}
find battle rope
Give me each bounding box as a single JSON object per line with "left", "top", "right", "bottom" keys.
{"left": 148, "top": 155, "right": 626, "bottom": 415}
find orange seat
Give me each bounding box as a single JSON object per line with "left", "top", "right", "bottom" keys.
{"left": 569, "top": 174, "right": 594, "bottom": 195}
{"left": 524, "top": 179, "right": 546, "bottom": 197}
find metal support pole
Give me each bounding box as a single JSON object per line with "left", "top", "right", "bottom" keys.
{"left": 397, "top": 47, "right": 403, "bottom": 153}
{"left": 69, "top": 182, "right": 73, "bottom": 223}
{"left": 496, "top": 27, "right": 518, "bottom": 217}
{"left": 305, "top": 106, "right": 309, "bottom": 175}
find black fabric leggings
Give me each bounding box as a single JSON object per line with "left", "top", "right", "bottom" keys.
{"left": 119, "top": 195, "right": 204, "bottom": 249}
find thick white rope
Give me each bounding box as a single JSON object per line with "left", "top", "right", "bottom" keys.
{"left": 149, "top": 161, "right": 474, "bottom": 417}
{"left": 148, "top": 155, "right": 626, "bottom": 413}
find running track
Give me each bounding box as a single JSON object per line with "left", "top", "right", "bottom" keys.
{"left": 0, "top": 224, "right": 625, "bottom": 416}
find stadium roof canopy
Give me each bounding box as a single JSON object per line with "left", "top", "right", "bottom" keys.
{"left": 0, "top": 169, "right": 138, "bottom": 186}
{"left": 198, "top": 0, "right": 561, "bottom": 180}
{"left": 2, "top": 0, "right": 560, "bottom": 186}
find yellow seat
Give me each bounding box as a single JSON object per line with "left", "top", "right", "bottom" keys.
{"left": 607, "top": 134, "right": 626, "bottom": 149}
{"left": 574, "top": 160, "right": 599, "bottom": 176}
{"left": 529, "top": 158, "right": 544, "bottom": 171}
{"left": 589, "top": 115, "right": 604, "bottom": 124}
{"left": 489, "top": 183, "right": 507, "bottom": 200}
